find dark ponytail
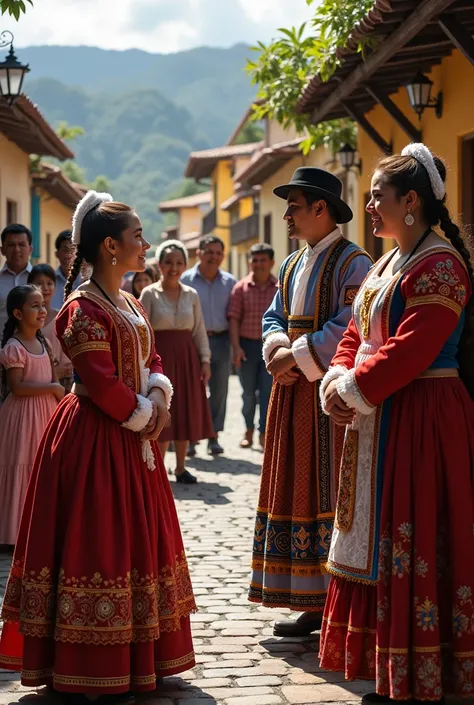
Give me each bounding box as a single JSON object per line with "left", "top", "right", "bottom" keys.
{"left": 437, "top": 203, "right": 474, "bottom": 398}
{"left": 36, "top": 329, "right": 56, "bottom": 381}
{"left": 64, "top": 248, "right": 84, "bottom": 301}
{"left": 377, "top": 151, "right": 474, "bottom": 399}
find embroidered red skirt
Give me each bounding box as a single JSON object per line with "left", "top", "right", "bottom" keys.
{"left": 319, "top": 378, "right": 474, "bottom": 699}
{"left": 0, "top": 394, "right": 196, "bottom": 694}
{"left": 154, "top": 330, "right": 213, "bottom": 443}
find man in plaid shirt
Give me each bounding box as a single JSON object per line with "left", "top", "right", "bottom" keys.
{"left": 228, "top": 243, "right": 278, "bottom": 450}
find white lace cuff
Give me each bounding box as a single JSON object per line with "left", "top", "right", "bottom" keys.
{"left": 319, "top": 365, "right": 348, "bottom": 414}
{"left": 148, "top": 373, "right": 173, "bottom": 409}
{"left": 292, "top": 335, "right": 324, "bottom": 383}
{"left": 262, "top": 332, "right": 291, "bottom": 365}
{"left": 336, "top": 368, "right": 375, "bottom": 415}
{"left": 122, "top": 394, "right": 154, "bottom": 432}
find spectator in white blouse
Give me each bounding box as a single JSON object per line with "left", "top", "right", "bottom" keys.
{"left": 140, "top": 240, "right": 213, "bottom": 484}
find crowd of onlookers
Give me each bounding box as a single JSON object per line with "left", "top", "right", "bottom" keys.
{"left": 0, "top": 223, "right": 277, "bottom": 542}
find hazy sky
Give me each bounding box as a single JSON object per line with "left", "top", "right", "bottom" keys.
{"left": 1, "top": 0, "right": 313, "bottom": 53}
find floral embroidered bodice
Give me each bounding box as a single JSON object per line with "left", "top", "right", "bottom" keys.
{"left": 353, "top": 247, "right": 466, "bottom": 371}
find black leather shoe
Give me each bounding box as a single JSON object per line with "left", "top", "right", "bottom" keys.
{"left": 176, "top": 469, "right": 197, "bottom": 484}
{"left": 273, "top": 611, "right": 323, "bottom": 637}
{"left": 208, "top": 439, "right": 224, "bottom": 455}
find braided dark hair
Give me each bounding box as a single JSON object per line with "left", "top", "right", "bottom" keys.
{"left": 377, "top": 153, "right": 474, "bottom": 399}
{"left": 64, "top": 201, "right": 134, "bottom": 301}
{"left": 1, "top": 285, "right": 55, "bottom": 398}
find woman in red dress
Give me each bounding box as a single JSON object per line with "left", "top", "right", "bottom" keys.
{"left": 319, "top": 144, "right": 474, "bottom": 702}
{"left": 140, "top": 240, "right": 213, "bottom": 485}
{"left": 0, "top": 191, "right": 196, "bottom": 702}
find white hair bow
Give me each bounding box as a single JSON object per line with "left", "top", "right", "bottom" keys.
{"left": 72, "top": 190, "right": 113, "bottom": 245}
{"left": 401, "top": 143, "right": 446, "bottom": 201}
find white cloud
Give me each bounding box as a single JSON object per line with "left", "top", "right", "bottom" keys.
{"left": 0, "top": 0, "right": 313, "bottom": 53}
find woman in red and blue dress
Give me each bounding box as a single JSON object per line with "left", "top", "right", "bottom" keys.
{"left": 0, "top": 191, "right": 196, "bottom": 703}
{"left": 320, "top": 144, "right": 474, "bottom": 702}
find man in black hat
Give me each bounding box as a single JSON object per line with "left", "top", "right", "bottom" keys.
{"left": 248, "top": 167, "right": 372, "bottom": 636}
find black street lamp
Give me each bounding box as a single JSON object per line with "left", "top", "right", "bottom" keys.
{"left": 0, "top": 31, "right": 30, "bottom": 105}
{"left": 338, "top": 143, "right": 362, "bottom": 174}
{"left": 405, "top": 70, "right": 443, "bottom": 120}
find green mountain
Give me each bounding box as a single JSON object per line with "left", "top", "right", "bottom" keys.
{"left": 21, "top": 44, "right": 257, "bottom": 244}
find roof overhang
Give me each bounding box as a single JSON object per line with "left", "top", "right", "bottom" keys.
{"left": 0, "top": 95, "right": 74, "bottom": 160}
{"left": 220, "top": 186, "right": 260, "bottom": 211}
{"left": 32, "top": 163, "right": 85, "bottom": 208}
{"left": 297, "top": 0, "right": 472, "bottom": 129}
{"left": 236, "top": 139, "right": 302, "bottom": 187}
{"left": 185, "top": 142, "right": 263, "bottom": 180}
{"left": 158, "top": 190, "right": 212, "bottom": 213}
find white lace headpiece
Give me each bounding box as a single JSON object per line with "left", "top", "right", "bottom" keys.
{"left": 401, "top": 143, "right": 446, "bottom": 201}
{"left": 155, "top": 238, "right": 188, "bottom": 265}
{"left": 72, "top": 190, "right": 113, "bottom": 245}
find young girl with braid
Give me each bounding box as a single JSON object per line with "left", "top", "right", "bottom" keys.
{"left": 0, "top": 285, "right": 63, "bottom": 546}
{"left": 320, "top": 143, "right": 474, "bottom": 702}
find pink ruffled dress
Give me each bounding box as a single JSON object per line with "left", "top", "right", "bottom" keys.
{"left": 0, "top": 338, "right": 58, "bottom": 544}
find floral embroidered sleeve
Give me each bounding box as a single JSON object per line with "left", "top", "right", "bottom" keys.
{"left": 56, "top": 298, "right": 153, "bottom": 428}
{"left": 336, "top": 253, "right": 471, "bottom": 413}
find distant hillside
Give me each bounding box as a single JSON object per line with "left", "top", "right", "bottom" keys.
{"left": 20, "top": 44, "right": 258, "bottom": 244}
{"left": 22, "top": 43, "right": 256, "bottom": 146}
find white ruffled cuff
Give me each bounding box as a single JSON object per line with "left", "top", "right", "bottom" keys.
{"left": 148, "top": 373, "right": 173, "bottom": 409}
{"left": 319, "top": 364, "right": 349, "bottom": 414}
{"left": 336, "top": 368, "right": 375, "bottom": 416}
{"left": 292, "top": 335, "right": 324, "bottom": 383}
{"left": 122, "top": 394, "right": 154, "bottom": 432}
{"left": 262, "top": 332, "right": 291, "bottom": 365}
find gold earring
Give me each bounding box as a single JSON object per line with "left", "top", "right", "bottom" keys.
{"left": 112, "top": 256, "right": 117, "bottom": 266}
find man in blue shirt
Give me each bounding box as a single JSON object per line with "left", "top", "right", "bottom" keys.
{"left": 181, "top": 235, "right": 236, "bottom": 455}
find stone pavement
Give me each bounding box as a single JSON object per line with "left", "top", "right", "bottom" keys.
{"left": 0, "top": 376, "right": 374, "bottom": 705}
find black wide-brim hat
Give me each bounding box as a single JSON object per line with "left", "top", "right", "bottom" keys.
{"left": 273, "top": 166, "right": 353, "bottom": 224}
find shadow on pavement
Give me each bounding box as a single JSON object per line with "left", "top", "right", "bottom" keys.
{"left": 257, "top": 634, "right": 375, "bottom": 695}
{"left": 186, "top": 455, "right": 262, "bottom": 476}
{"left": 172, "top": 480, "right": 233, "bottom": 505}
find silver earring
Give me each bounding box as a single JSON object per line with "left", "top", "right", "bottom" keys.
{"left": 405, "top": 213, "right": 415, "bottom": 226}
{"left": 112, "top": 256, "right": 117, "bottom": 266}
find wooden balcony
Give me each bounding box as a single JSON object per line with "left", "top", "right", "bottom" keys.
{"left": 230, "top": 213, "right": 259, "bottom": 246}
{"left": 202, "top": 206, "right": 217, "bottom": 234}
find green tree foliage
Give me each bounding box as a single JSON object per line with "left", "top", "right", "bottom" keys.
{"left": 90, "top": 175, "right": 111, "bottom": 192}
{"left": 56, "top": 121, "right": 85, "bottom": 142}
{"left": 61, "top": 161, "right": 87, "bottom": 185}
{"left": 0, "top": 0, "right": 32, "bottom": 20}
{"left": 234, "top": 121, "right": 264, "bottom": 145}
{"left": 246, "top": 0, "right": 375, "bottom": 154}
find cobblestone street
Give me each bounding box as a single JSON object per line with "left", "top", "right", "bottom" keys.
{"left": 0, "top": 376, "right": 374, "bottom": 705}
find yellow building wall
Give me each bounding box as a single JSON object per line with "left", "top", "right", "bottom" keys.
{"left": 212, "top": 160, "right": 234, "bottom": 269}
{"left": 0, "top": 134, "right": 31, "bottom": 232}
{"left": 38, "top": 193, "right": 74, "bottom": 266}
{"left": 239, "top": 196, "right": 254, "bottom": 219}
{"left": 179, "top": 205, "right": 203, "bottom": 236}
{"left": 259, "top": 146, "right": 360, "bottom": 271}
{"left": 356, "top": 48, "right": 474, "bottom": 249}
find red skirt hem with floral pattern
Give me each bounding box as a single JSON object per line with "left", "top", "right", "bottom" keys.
{"left": 0, "top": 395, "right": 196, "bottom": 693}
{"left": 319, "top": 379, "right": 474, "bottom": 700}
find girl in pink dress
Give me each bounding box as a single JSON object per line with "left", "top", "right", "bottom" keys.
{"left": 28, "top": 264, "right": 73, "bottom": 390}
{"left": 0, "top": 285, "right": 64, "bottom": 546}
